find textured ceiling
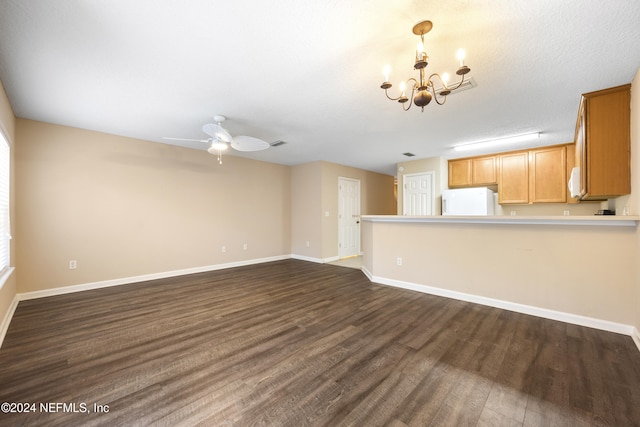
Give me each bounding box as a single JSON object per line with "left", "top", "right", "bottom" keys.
{"left": 1, "top": 0, "right": 639, "bottom": 176}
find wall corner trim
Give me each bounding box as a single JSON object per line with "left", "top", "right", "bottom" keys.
{"left": 632, "top": 327, "right": 640, "bottom": 353}
{"left": 0, "top": 294, "right": 19, "bottom": 349}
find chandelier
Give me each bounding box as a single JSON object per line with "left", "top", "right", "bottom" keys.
{"left": 380, "top": 20, "right": 471, "bottom": 111}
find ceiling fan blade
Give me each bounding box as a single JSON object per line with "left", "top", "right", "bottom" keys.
{"left": 202, "top": 123, "right": 232, "bottom": 143}
{"left": 231, "top": 135, "right": 270, "bottom": 152}
{"left": 163, "top": 137, "right": 210, "bottom": 143}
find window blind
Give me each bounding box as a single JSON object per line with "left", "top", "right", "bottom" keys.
{"left": 0, "top": 132, "right": 10, "bottom": 272}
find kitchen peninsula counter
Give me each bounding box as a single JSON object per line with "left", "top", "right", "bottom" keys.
{"left": 362, "top": 214, "right": 639, "bottom": 226}
{"left": 360, "top": 214, "right": 640, "bottom": 343}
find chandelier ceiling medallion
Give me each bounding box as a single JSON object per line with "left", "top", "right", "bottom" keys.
{"left": 380, "top": 20, "right": 471, "bottom": 111}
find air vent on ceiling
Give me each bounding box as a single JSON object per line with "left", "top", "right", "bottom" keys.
{"left": 403, "top": 152, "right": 416, "bottom": 157}
{"left": 433, "top": 77, "right": 477, "bottom": 95}
{"left": 270, "top": 140, "right": 287, "bottom": 147}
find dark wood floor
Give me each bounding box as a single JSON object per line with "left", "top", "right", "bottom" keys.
{"left": 1, "top": 259, "right": 639, "bottom": 426}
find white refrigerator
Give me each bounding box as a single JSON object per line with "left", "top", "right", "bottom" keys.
{"left": 442, "top": 187, "right": 495, "bottom": 216}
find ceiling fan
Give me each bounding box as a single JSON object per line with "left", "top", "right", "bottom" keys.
{"left": 163, "top": 115, "right": 270, "bottom": 164}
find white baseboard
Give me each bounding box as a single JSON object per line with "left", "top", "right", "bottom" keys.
{"left": 632, "top": 327, "right": 640, "bottom": 353}
{"left": 361, "top": 266, "right": 373, "bottom": 281}
{"left": 18, "top": 255, "right": 290, "bottom": 301}
{"left": 366, "top": 273, "right": 638, "bottom": 342}
{"left": 290, "top": 254, "right": 340, "bottom": 264}
{"left": 0, "top": 295, "right": 19, "bottom": 349}
{"left": 290, "top": 254, "right": 324, "bottom": 263}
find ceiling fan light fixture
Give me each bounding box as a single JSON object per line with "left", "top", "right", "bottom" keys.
{"left": 164, "top": 114, "right": 271, "bottom": 166}
{"left": 380, "top": 20, "right": 472, "bottom": 112}
{"left": 208, "top": 141, "right": 228, "bottom": 152}
{"left": 208, "top": 140, "right": 228, "bottom": 165}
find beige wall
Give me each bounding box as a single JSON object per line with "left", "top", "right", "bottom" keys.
{"left": 15, "top": 119, "right": 291, "bottom": 293}
{"left": 291, "top": 161, "right": 396, "bottom": 261}
{"left": 290, "top": 162, "right": 323, "bottom": 259}
{"left": 0, "top": 81, "right": 16, "bottom": 331}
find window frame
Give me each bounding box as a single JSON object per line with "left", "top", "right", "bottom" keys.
{"left": 0, "top": 129, "right": 11, "bottom": 275}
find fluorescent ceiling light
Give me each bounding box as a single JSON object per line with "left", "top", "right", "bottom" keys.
{"left": 453, "top": 132, "right": 541, "bottom": 152}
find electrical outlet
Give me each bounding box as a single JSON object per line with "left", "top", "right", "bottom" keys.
{"left": 69, "top": 260, "right": 77, "bottom": 270}
{"left": 221, "top": 245, "right": 226, "bottom": 253}
{"left": 563, "top": 210, "right": 570, "bottom": 216}
{"left": 396, "top": 257, "right": 403, "bottom": 266}
{"left": 243, "top": 243, "right": 248, "bottom": 250}
{"left": 306, "top": 241, "right": 310, "bottom": 247}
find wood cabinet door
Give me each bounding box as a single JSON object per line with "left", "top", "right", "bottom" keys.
{"left": 448, "top": 159, "right": 472, "bottom": 187}
{"left": 472, "top": 156, "right": 497, "bottom": 185}
{"left": 584, "top": 86, "right": 631, "bottom": 198}
{"left": 529, "top": 146, "right": 567, "bottom": 203}
{"left": 498, "top": 152, "right": 529, "bottom": 204}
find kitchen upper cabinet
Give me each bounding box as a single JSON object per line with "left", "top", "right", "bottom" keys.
{"left": 498, "top": 145, "right": 568, "bottom": 204}
{"left": 448, "top": 155, "right": 497, "bottom": 188}
{"left": 448, "top": 158, "right": 472, "bottom": 187}
{"left": 529, "top": 146, "right": 567, "bottom": 203}
{"left": 574, "top": 84, "right": 631, "bottom": 200}
{"left": 498, "top": 151, "right": 529, "bottom": 204}
{"left": 472, "top": 156, "right": 497, "bottom": 185}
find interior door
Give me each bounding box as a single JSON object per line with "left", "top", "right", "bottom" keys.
{"left": 338, "top": 177, "right": 361, "bottom": 258}
{"left": 403, "top": 172, "right": 435, "bottom": 215}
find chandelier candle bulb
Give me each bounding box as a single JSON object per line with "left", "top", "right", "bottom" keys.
{"left": 457, "top": 48, "right": 466, "bottom": 67}
{"left": 398, "top": 81, "right": 408, "bottom": 103}
{"left": 416, "top": 41, "right": 426, "bottom": 61}
{"left": 383, "top": 65, "right": 390, "bottom": 82}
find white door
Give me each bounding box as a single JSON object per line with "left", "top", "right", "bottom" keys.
{"left": 338, "top": 177, "right": 361, "bottom": 258}
{"left": 403, "top": 172, "right": 435, "bottom": 215}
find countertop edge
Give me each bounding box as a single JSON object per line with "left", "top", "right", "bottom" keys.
{"left": 361, "top": 215, "right": 640, "bottom": 226}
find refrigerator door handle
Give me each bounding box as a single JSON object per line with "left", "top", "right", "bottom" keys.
{"left": 442, "top": 199, "right": 447, "bottom": 215}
